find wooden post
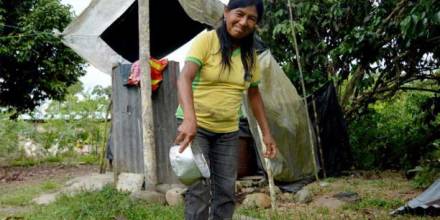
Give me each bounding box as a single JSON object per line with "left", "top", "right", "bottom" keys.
{"left": 138, "top": 0, "right": 157, "bottom": 189}
{"left": 287, "top": 0, "right": 320, "bottom": 182}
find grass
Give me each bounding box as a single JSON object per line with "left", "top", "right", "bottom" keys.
{"left": 0, "top": 180, "right": 62, "bottom": 207}
{"left": 1, "top": 170, "right": 439, "bottom": 220}
{"left": 9, "top": 157, "right": 41, "bottom": 167}
{"left": 7, "top": 152, "right": 100, "bottom": 168}
{"left": 25, "top": 185, "right": 184, "bottom": 220}
{"left": 345, "top": 198, "right": 404, "bottom": 210}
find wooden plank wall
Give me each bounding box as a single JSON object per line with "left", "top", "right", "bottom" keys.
{"left": 111, "top": 62, "right": 180, "bottom": 183}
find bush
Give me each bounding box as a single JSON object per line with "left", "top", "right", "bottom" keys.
{"left": 349, "top": 90, "right": 439, "bottom": 170}
{"left": 0, "top": 84, "right": 110, "bottom": 164}
{"left": 412, "top": 142, "right": 440, "bottom": 188}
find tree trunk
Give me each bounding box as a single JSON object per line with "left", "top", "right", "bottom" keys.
{"left": 341, "top": 66, "right": 364, "bottom": 109}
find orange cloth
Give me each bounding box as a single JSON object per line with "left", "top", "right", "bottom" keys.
{"left": 127, "top": 58, "right": 168, "bottom": 91}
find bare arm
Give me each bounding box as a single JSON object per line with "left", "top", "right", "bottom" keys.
{"left": 174, "top": 61, "right": 199, "bottom": 153}
{"left": 248, "top": 87, "right": 277, "bottom": 158}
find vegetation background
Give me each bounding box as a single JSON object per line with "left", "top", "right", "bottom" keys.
{"left": 259, "top": 0, "right": 440, "bottom": 187}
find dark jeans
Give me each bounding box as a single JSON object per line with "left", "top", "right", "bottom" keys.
{"left": 182, "top": 125, "right": 239, "bottom": 220}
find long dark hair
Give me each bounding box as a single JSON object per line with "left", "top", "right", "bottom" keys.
{"left": 215, "top": 0, "right": 264, "bottom": 77}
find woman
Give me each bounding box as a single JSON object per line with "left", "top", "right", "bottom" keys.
{"left": 174, "top": 0, "right": 277, "bottom": 219}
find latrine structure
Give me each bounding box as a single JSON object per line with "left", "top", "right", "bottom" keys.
{"left": 61, "top": 0, "right": 328, "bottom": 186}
{"left": 110, "top": 62, "right": 180, "bottom": 183}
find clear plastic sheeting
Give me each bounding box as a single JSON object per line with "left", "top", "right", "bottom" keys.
{"left": 244, "top": 50, "right": 317, "bottom": 182}
{"left": 60, "top": 0, "right": 133, "bottom": 73}
{"left": 178, "top": 0, "right": 225, "bottom": 26}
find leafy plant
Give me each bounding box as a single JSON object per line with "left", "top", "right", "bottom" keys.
{"left": 0, "top": 0, "right": 85, "bottom": 117}
{"left": 0, "top": 83, "right": 110, "bottom": 164}
{"left": 349, "top": 88, "right": 439, "bottom": 170}
{"left": 412, "top": 142, "right": 440, "bottom": 188}
{"left": 260, "top": 0, "right": 440, "bottom": 120}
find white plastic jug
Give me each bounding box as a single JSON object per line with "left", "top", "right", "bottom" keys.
{"left": 169, "top": 145, "right": 210, "bottom": 185}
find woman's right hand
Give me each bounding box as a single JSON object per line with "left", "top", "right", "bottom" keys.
{"left": 174, "top": 119, "right": 197, "bottom": 153}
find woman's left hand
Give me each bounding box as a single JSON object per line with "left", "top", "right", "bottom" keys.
{"left": 262, "top": 134, "right": 277, "bottom": 159}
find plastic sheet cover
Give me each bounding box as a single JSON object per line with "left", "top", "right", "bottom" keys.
{"left": 244, "top": 50, "right": 317, "bottom": 182}
{"left": 178, "top": 0, "right": 225, "bottom": 26}
{"left": 391, "top": 178, "right": 440, "bottom": 216}
{"left": 61, "top": 0, "right": 134, "bottom": 73}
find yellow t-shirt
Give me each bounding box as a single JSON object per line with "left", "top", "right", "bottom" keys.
{"left": 176, "top": 30, "right": 261, "bottom": 133}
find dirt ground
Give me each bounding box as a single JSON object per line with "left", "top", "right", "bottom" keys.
{"left": 0, "top": 164, "right": 99, "bottom": 185}
{"left": 0, "top": 164, "right": 99, "bottom": 218}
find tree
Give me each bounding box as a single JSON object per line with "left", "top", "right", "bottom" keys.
{"left": 260, "top": 0, "right": 440, "bottom": 120}
{"left": 41, "top": 83, "right": 111, "bottom": 151}
{"left": 0, "top": 0, "right": 85, "bottom": 118}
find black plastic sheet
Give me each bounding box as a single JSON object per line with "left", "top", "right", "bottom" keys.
{"left": 307, "top": 83, "right": 352, "bottom": 177}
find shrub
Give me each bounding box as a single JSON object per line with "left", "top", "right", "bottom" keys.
{"left": 349, "top": 90, "right": 439, "bottom": 170}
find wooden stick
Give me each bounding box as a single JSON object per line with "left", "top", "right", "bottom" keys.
{"left": 138, "top": 0, "right": 157, "bottom": 189}
{"left": 99, "top": 100, "right": 112, "bottom": 174}
{"left": 257, "top": 126, "right": 276, "bottom": 210}
{"left": 287, "top": 0, "right": 320, "bottom": 182}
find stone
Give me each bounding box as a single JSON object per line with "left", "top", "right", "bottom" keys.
{"left": 280, "top": 192, "right": 294, "bottom": 202}
{"left": 242, "top": 187, "right": 256, "bottom": 194}
{"left": 165, "top": 187, "right": 186, "bottom": 206}
{"left": 116, "top": 173, "right": 144, "bottom": 192}
{"left": 156, "top": 184, "right": 172, "bottom": 194}
{"left": 333, "top": 191, "right": 360, "bottom": 203}
{"left": 157, "top": 184, "right": 186, "bottom": 194}
{"left": 237, "top": 176, "right": 266, "bottom": 188}
{"left": 242, "top": 193, "right": 272, "bottom": 209}
{"left": 314, "top": 196, "right": 345, "bottom": 210}
{"left": 295, "top": 188, "right": 312, "bottom": 204}
{"left": 32, "top": 192, "right": 60, "bottom": 205}
{"left": 131, "top": 190, "right": 166, "bottom": 205}
{"left": 319, "top": 181, "right": 330, "bottom": 187}
{"left": 239, "top": 179, "right": 254, "bottom": 188}
{"left": 63, "top": 172, "right": 113, "bottom": 195}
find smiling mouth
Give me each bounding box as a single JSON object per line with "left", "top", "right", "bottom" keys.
{"left": 234, "top": 27, "right": 244, "bottom": 34}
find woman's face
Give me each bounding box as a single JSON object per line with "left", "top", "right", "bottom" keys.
{"left": 224, "top": 5, "right": 258, "bottom": 40}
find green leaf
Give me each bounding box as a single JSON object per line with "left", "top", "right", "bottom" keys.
{"left": 433, "top": 11, "right": 440, "bottom": 24}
